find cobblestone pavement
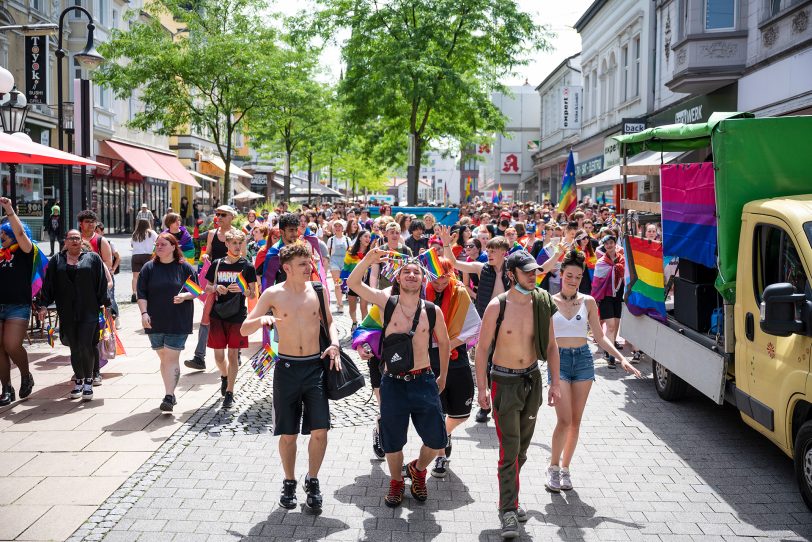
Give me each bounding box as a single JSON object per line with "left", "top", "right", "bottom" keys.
{"left": 69, "top": 306, "right": 812, "bottom": 542}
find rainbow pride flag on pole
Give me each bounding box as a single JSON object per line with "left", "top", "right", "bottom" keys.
{"left": 497, "top": 183, "right": 503, "bottom": 203}
{"left": 251, "top": 340, "right": 278, "bottom": 380}
{"left": 183, "top": 276, "right": 204, "bottom": 297}
{"left": 418, "top": 246, "right": 444, "bottom": 280}
{"left": 557, "top": 150, "right": 577, "bottom": 216}
{"left": 236, "top": 272, "right": 249, "bottom": 294}
{"left": 624, "top": 236, "right": 667, "bottom": 322}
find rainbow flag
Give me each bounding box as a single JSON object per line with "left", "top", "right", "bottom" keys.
{"left": 465, "top": 177, "right": 472, "bottom": 203}
{"left": 251, "top": 341, "right": 278, "bottom": 380}
{"left": 236, "top": 272, "right": 248, "bottom": 294}
{"left": 183, "top": 276, "right": 204, "bottom": 297}
{"left": 418, "top": 246, "right": 443, "bottom": 280}
{"left": 351, "top": 304, "right": 384, "bottom": 358}
{"left": 624, "top": 235, "right": 667, "bottom": 322}
{"left": 46, "top": 325, "right": 55, "bottom": 347}
{"left": 557, "top": 150, "right": 577, "bottom": 216}
{"left": 31, "top": 245, "right": 48, "bottom": 298}
{"left": 497, "top": 184, "right": 503, "bottom": 203}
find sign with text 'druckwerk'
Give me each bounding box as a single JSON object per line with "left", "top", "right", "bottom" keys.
{"left": 25, "top": 36, "right": 48, "bottom": 105}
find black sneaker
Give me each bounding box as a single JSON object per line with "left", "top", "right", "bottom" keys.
{"left": 92, "top": 373, "right": 102, "bottom": 386}
{"left": 631, "top": 351, "right": 642, "bottom": 363}
{"left": 220, "top": 376, "right": 228, "bottom": 397}
{"left": 607, "top": 356, "right": 617, "bottom": 369}
{"left": 82, "top": 380, "right": 94, "bottom": 401}
{"left": 501, "top": 511, "right": 520, "bottom": 539}
{"left": 69, "top": 379, "right": 83, "bottom": 400}
{"left": 517, "top": 506, "right": 528, "bottom": 523}
{"left": 222, "top": 391, "right": 234, "bottom": 409}
{"left": 475, "top": 408, "right": 490, "bottom": 423}
{"left": 19, "top": 374, "right": 34, "bottom": 399}
{"left": 159, "top": 395, "right": 177, "bottom": 413}
{"left": 430, "top": 456, "right": 448, "bottom": 478}
{"left": 445, "top": 436, "right": 452, "bottom": 458}
{"left": 130, "top": 294, "right": 137, "bottom": 303}
{"left": 614, "top": 341, "right": 624, "bottom": 350}
{"left": 280, "top": 479, "right": 297, "bottom": 509}
{"left": 0, "top": 384, "right": 15, "bottom": 406}
{"left": 184, "top": 356, "right": 206, "bottom": 371}
{"left": 372, "top": 426, "right": 385, "bottom": 459}
{"left": 303, "top": 476, "right": 323, "bottom": 511}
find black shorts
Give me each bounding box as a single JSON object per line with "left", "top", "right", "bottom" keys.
{"left": 367, "top": 357, "right": 382, "bottom": 389}
{"left": 379, "top": 370, "right": 447, "bottom": 453}
{"left": 598, "top": 295, "right": 623, "bottom": 320}
{"left": 430, "top": 346, "right": 475, "bottom": 419}
{"left": 272, "top": 354, "right": 330, "bottom": 436}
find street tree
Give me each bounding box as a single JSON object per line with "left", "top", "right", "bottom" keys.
{"left": 96, "top": 0, "right": 279, "bottom": 200}
{"left": 308, "top": 0, "right": 550, "bottom": 205}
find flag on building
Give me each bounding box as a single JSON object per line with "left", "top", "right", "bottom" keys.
{"left": 557, "top": 150, "right": 577, "bottom": 216}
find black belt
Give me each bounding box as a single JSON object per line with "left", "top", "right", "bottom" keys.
{"left": 385, "top": 367, "right": 433, "bottom": 381}
{"left": 491, "top": 362, "right": 539, "bottom": 376}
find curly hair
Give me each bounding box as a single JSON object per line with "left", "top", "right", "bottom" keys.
{"left": 279, "top": 242, "right": 311, "bottom": 267}
{"left": 278, "top": 213, "right": 299, "bottom": 230}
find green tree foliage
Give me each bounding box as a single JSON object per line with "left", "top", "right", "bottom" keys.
{"left": 308, "top": 0, "right": 551, "bottom": 204}
{"left": 95, "top": 0, "right": 279, "bottom": 199}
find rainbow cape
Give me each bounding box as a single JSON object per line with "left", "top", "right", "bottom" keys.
{"left": 591, "top": 251, "right": 625, "bottom": 303}
{"left": 557, "top": 150, "right": 577, "bottom": 216}
{"left": 351, "top": 304, "right": 384, "bottom": 358}
{"left": 624, "top": 236, "right": 667, "bottom": 322}
{"left": 164, "top": 226, "right": 195, "bottom": 264}
{"left": 340, "top": 251, "right": 364, "bottom": 293}
{"left": 425, "top": 278, "right": 481, "bottom": 348}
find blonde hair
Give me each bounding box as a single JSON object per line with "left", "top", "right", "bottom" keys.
{"left": 225, "top": 230, "right": 246, "bottom": 244}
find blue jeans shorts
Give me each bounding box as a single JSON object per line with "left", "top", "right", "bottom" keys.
{"left": 0, "top": 304, "right": 31, "bottom": 322}
{"left": 379, "top": 370, "right": 448, "bottom": 453}
{"left": 550, "top": 344, "right": 595, "bottom": 383}
{"left": 148, "top": 333, "right": 189, "bottom": 351}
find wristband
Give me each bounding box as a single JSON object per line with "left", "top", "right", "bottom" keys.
{"left": 141, "top": 311, "right": 148, "bottom": 316}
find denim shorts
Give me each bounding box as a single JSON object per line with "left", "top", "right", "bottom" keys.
{"left": 0, "top": 304, "right": 31, "bottom": 322}
{"left": 148, "top": 333, "right": 189, "bottom": 351}
{"left": 550, "top": 344, "right": 595, "bottom": 383}
{"left": 379, "top": 370, "right": 447, "bottom": 453}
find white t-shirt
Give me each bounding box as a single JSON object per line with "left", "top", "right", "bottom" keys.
{"left": 131, "top": 230, "right": 158, "bottom": 255}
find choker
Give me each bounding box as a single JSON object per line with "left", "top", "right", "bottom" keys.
{"left": 561, "top": 292, "right": 578, "bottom": 301}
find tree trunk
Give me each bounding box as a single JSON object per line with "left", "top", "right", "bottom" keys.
{"left": 307, "top": 152, "right": 313, "bottom": 205}
{"left": 407, "top": 132, "right": 422, "bottom": 206}
{"left": 283, "top": 150, "right": 291, "bottom": 203}
{"left": 223, "top": 136, "right": 233, "bottom": 205}
{"left": 352, "top": 176, "right": 356, "bottom": 200}
{"left": 328, "top": 157, "right": 333, "bottom": 189}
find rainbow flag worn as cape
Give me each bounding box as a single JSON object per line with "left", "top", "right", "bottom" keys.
{"left": 351, "top": 304, "right": 384, "bottom": 358}
{"left": 624, "top": 236, "right": 667, "bottom": 322}
{"left": 591, "top": 251, "right": 625, "bottom": 304}
{"left": 340, "top": 251, "right": 364, "bottom": 293}
{"left": 557, "top": 151, "right": 577, "bottom": 217}
{"left": 425, "top": 278, "right": 481, "bottom": 349}
{"left": 535, "top": 243, "right": 566, "bottom": 286}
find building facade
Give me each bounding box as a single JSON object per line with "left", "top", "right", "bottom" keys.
{"left": 530, "top": 53, "right": 582, "bottom": 204}
{"left": 479, "top": 83, "right": 540, "bottom": 203}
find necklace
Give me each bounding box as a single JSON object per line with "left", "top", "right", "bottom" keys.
{"left": 560, "top": 291, "right": 580, "bottom": 306}
{"left": 398, "top": 300, "right": 418, "bottom": 320}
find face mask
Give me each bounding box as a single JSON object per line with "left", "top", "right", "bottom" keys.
{"left": 514, "top": 283, "right": 533, "bottom": 295}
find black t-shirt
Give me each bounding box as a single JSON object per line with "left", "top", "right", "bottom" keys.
{"left": 0, "top": 246, "right": 34, "bottom": 304}
{"left": 405, "top": 235, "right": 428, "bottom": 255}
{"left": 206, "top": 257, "right": 257, "bottom": 323}
{"left": 137, "top": 260, "right": 197, "bottom": 335}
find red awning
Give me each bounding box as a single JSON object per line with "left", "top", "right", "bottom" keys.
{"left": 102, "top": 140, "right": 200, "bottom": 188}
{"left": 0, "top": 131, "right": 107, "bottom": 168}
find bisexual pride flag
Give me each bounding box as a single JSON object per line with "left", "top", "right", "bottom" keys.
{"left": 661, "top": 163, "right": 717, "bottom": 269}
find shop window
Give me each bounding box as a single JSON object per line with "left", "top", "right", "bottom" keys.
{"left": 633, "top": 37, "right": 641, "bottom": 97}
{"left": 753, "top": 224, "right": 810, "bottom": 303}
{"left": 705, "top": 0, "right": 736, "bottom": 30}
{"left": 621, "top": 46, "right": 629, "bottom": 102}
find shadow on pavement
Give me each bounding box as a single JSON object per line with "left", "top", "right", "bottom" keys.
{"left": 619, "top": 359, "right": 812, "bottom": 539}
{"left": 231, "top": 506, "right": 350, "bottom": 541}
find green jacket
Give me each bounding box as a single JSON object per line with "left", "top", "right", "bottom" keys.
{"left": 531, "top": 288, "right": 557, "bottom": 361}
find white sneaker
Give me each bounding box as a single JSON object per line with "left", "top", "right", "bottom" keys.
{"left": 559, "top": 467, "right": 573, "bottom": 490}
{"left": 69, "top": 379, "right": 83, "bottom": 399}
{"left": 82, "top": 381, "right": 94, "bottom": 401}
{"left": 545, "top": 465, "right": 561, "bottom": 493}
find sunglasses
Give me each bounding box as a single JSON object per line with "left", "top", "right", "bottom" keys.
{"left": 66, "top": 236, "right": 81, "bottom": 241}
{"left": 464, "top": 244, "right": 476, "bottom": 248}
{"left": 215, "top": 213, "right": 230, "bottom": 218}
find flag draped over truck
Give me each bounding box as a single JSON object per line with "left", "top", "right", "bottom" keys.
{"left": 660, "top": 163, "right": 717, "bottom": 269}
{"left": 624, "top": 236, "right": 667, "bottom": 322}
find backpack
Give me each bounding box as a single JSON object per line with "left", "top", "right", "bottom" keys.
{"left": 379, "top": 295, "right": 436, "bottom": 374}
{"left": 486, "top": 294, "right": 508, "bottom": 365}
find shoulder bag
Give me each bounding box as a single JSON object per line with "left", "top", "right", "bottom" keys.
{"left": 379, "top": 297, "right": 436, "bottom": 375}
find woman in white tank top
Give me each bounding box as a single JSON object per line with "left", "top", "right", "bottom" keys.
{"left": 545, "top": 250, "right": 641, "bottom": 494}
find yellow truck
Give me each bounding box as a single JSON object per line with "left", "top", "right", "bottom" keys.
{"left": 614, "top": 114, "right": 812, "bottom": 508}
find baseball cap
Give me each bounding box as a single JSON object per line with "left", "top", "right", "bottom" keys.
{"left": 601, "top": 234, "right": 617, "bottom": 244}
{"left": 499, "top": 210, "right": 511, "bottom": 219}
{"left": 215, "top": 204, "right": 237, "bottom": 216}
{"left": 505, "top": 251, "right": 541, "bottom": 273}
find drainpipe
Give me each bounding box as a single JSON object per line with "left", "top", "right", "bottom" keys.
{"left": 649, "top": 0, "right": 658, "bottom": 113}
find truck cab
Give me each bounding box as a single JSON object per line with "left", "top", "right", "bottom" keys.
{"left": 734, "top": 198, "right": 812, "bottom": 463}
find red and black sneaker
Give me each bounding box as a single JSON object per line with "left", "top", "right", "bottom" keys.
{"left": 407, "top": 460, "right": 428, "bottom": 502}
{"left": 384, "top": 479, "right": 405, "bottom": 508}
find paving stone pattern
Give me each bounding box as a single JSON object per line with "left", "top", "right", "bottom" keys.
{"left": 71, "top": 310, "right": 812, "bottom": 541}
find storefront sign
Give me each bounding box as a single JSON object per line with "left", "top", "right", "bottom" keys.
{"left": 25, "top": 36, "right": 48, "bottom": 104}
{"left": 648, "top": 83, "right": 737, "bottom": 127}
{"left": 500, "top": 152, "right": 520, "bottom": 173}
{"left": 575, "top": 156, "right": 603, "bottom": 177}
{"left": 251, "top": 173, "right": 267, "bottom": 186}
{"left": 622, "top": 118, "right": 646, "bottom": 134}
{"left": 603, "top": 133, "right": 621, "bottom": 169}
{"left": 561, "top": 86, "right": 582, "bottom": 129}
{"left": 527, "top": 140, "right": 540, "bottom": 152}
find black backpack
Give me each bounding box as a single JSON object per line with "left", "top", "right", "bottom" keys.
{"left": 379, "top": 295, "right": 436, "bottom": 374}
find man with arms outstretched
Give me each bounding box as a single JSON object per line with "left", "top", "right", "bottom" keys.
{"left": 347, "top": 248, "right": 450, "bottom": 508}
{"left": 241, "top": 243, "right": 341, "bottom": 512}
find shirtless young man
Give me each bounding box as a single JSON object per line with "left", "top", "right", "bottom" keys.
{"left": 347, "top": 248, "right": 450, "bottom": 508}
{"left": 241, "top": 243, "right": 341, "bottom": 512}
{"left": 475, "top": 251, "right": 561, "bottom": 539}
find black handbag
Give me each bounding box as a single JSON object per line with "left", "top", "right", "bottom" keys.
{"left": 211, "top": 259, "right": 243, "bottom": 320}
{"left": 312, "top": 282, "right": 365, "bottom": 400}
{"left": 380, "top": 296, "right": 422, "bottom": 374}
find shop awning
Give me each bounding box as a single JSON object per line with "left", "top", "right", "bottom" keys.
{"left": 102, "top": 141, "right": 200, "bottom": 187}
{"left": 188, "top": 170, "right": 218, "bottom": 183}
{"left": 577, "top": 151, "right": 683, "bottom": 189}
{"left": 205, "top": 156, "right": 253, "bottom": 179}
{"left": 0, "top": 131, "right": 107, "bottom": 168}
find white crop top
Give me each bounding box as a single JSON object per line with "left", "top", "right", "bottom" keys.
{"left": 553, "top": 301, "right": 589, "bottom": 338}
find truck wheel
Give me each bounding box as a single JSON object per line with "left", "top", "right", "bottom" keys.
{"left": 652, "top": 359, "right": 688, "bottom": 401}
{"left": 794, "top": 421, "right": 812, "bottom": 511}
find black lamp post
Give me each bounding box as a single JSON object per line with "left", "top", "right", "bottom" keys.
{"left": 55, "top": 6, "right": 104, "bottom": 231}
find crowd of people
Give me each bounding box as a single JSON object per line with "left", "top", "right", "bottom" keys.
{"left": 0, "top": 196, "right": 650, "bottom": 539}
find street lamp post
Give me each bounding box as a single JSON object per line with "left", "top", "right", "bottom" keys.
{"left": 0, "top": 66, "right": 30, "bottom": 202}
{"left": 55, "top": 6, "right": 104, "bottom": 231}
